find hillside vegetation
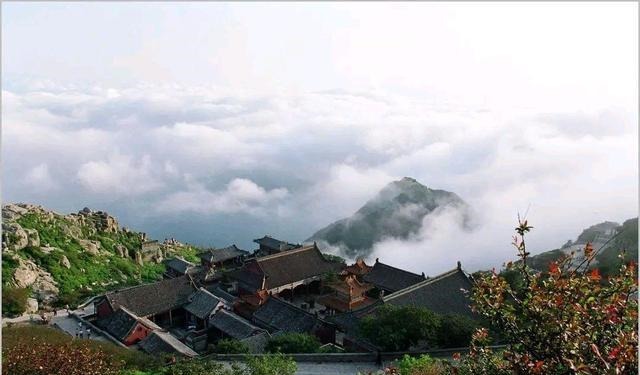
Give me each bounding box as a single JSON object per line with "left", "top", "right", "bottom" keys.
{"left": 308, "top": 177, "right": 471, "bottom": 258}
{"left": 2, "top": 203, "right": 200, "bottom": 313}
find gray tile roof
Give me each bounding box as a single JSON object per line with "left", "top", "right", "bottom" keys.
{"left": 96, "top": 307, "right": 138, "bottom": 341}
{"left": 252, "top": 297, "right": 318, "bottom": 333}
{"left": 383, "top": 266, "right": 475, "bottom": 318}
{"left": 253, "top": 236, "right": 300, "bottom": 251}
{"left": 96, "top": 307, "right": 161, "bottom": 342}
{"left": 104, "top": 275, "right": 197, "bottom": 317}
{"left": 139, "top": 330, "right": 198, "bottom": 357}
{"left": 199, "top": 245, "right": 249, "bottom": 264}
{"left": 209, "top": 309, "right": 265, "bottom": 339}
{"left": 184, "top": 288, "right": 224, "bottom": 320}
{"left": 164, "top": 257, "right": 195, "bottom": 275}
{"left": 228, "top": 245, "right": 341, "bottom": 291}
{"left": 363, "top": 261, "right": 426, "bottom": 292}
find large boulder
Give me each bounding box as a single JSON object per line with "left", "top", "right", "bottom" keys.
{"left": 115, "top": 244, "right": 128, "bottom": 258}
{"left": 13, "top": 259, "right": 39, "bottom": 288}
{"left": 12, "top": 257, "right": 59, "bottom": 303}
{"left": 60, "top": 255, "right": 71, "bottom": 269}
{"left": 24, "top": 228, "right": 40, "bottom": 248}
{"left": 26, "top": 298, "right": 39, "bottom": 314}
{"left": 3, "top": 223, "right": 29, "bottom": 252}
{"left": 78, "top": 239, "right": 101, "bottom": 255}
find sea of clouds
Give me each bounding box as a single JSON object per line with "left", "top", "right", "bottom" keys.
{"left": 3, "top": 83, "right": 637, "bottom": 274}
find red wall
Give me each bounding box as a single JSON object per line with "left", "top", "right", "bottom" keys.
{"left": 123, "top": 323, "right": 152, "bottom": 346}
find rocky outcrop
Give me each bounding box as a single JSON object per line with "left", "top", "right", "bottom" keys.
{"left": 115, "top": 244, "right": 128, "bottom": 258}
{"left": 78, "top": 239, "right": 101, "bottom": 255}
{"left": 3, "top": 222, "right": 29, "bottom": 252}
{"left": 12, "top": 256, "right": 59, "bottom": 303}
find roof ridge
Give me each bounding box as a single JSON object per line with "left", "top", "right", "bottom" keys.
{"left": 217, "top": 308, "right": 262, "bottom": 330}
{"left": 106, "top": 275, "right": 188, "bottom": 296}
{"left": 375, "top": 261, "right": 424, "bottom": 278}
{"left": 382, "top": 267, "right": 462, "bottom": 302}
{"left": 257, "top": 244, "right": 315, "bottom": 261}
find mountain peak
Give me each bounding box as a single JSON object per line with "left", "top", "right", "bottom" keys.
{"left": 308, "top": 179, "right": 471, "bottom": 259}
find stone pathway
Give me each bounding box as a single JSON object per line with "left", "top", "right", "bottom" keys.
{"left": 294, "top": 362, "right": 385, "bottom": 375}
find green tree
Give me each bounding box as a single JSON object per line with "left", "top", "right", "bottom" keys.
{"left": 265, "top": 333, "right": 320, "bottom": 354}
{"left": 359, "top": 305, "right": 441, "bottom": 351}
{"left": 244, "top": 354, "right": 296, "bottom": 375}
{"left": 214, "top": 338, "right": 250, "bottom": 354}
{"left": 436, "top": 314, "right": 477, "bottom": 349}
{"left": 454, "top": 219, "right": 638, "bottom": 374}
{"left": 2, "top": 287, "right": 29, "bottom": 317}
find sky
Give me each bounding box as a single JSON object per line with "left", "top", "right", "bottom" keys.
{"left": 2, "top": 2, "right": 638, "bottom": 275}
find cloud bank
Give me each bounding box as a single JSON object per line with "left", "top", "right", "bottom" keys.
{"left": 2, "top": 84, "right": 637, "bottom": 274}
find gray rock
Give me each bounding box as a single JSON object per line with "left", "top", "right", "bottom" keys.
{"left": 78, "top": 239, "right": 101, "bottom": 255}
{"left": 24, "top": 228, "right": 40, "bottom": 248}
{"left": 26, "top": 298, "right": 38, "bottom": 314}
{"left": 60, "top": 255, "right": 71, "bottom": 269}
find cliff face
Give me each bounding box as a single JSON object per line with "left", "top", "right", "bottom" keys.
{"left": 308, "top": 177, "right": 471, "bottom": 259}
{"left": 2, "top": 203, "right": 199, "bottom": 312}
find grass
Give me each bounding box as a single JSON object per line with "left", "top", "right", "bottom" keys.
{"left": 6, "top": 211, "right": 199, "bottom": 308}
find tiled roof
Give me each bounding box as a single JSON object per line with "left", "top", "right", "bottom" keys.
{"left": 139, "top": 330, "right": 198, "bottom": 357}
{"left": 96, "top": 308, "right": 138, "bottom": 341}
{"left": 199, "top": 245, "right": 249, "bottom": 264}
{"left": 163, "top": 257, "right": 195, "bottom": 275}
{"left": 383, "top": 265, "right": 475, "bottom": 318}
{"left": 362, "top": 260, "right": 426, "bottom": 292}
{"left": 104, "top": 275, "right": 197, "bottom": 317}
{"left": 209, "top": 309, "right": 265, "bottom": 339}
{"left": 253, "top": 236, "right": 299, "bottom": 251}
{"left": 204, "top": 285, "right": 237, "bottom": 304}
{"left": 184, "top": 288, "right": 223, "bottom": 320}
{"left": 96, "top": 307, "right": 160, "bottom": 341}
{"left": 341, "top": 259, "right": 373, "bottom": 276}
{"left": 252, "top": 297, "right": 318, "bottom": 333}
{"left": 228, "top": 245, "right": 340, "bottom": 291}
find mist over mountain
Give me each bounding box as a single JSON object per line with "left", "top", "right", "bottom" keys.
{"left": 308, "top": 177, "right": 472, "bottom": 259}
{"left": 527, "top": 218, "right": 638, "bottom": 275}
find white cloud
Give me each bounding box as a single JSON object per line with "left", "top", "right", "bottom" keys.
{"left": 22, "top": 163, "right": 58, "bottom": 192}
{"left": 76, "top": 154, "right": 163, "bottom": 195}
{"left": 157, "top": 178, "right": 288, "bottom": 215}
{"left": 2, "top": 82, "right": 636, "bottom": 272}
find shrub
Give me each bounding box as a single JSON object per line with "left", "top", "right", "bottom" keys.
{"left": 436, "top": 314, "right": 477, "bottom": 348}
{"left": 265, "top": 332, "right": 320, "bottom": 353}
{"left": 2, "top": 287, "right": 30, "bottom": 316}
{"left": 396, "top": 354, "right": 446, "bottom": 375}
{"left": 244, "top": 354, "right": 297, "bottom": 375}
{"left": 2, "top": 325, "right": 157, "bottom": 375}
{"left": 454, "top": 219, "right": 638, "bottom": 374}
{"left": 214, "top": 338, "right": 250, "bottom": 354}
{"left": 359, "top": 305, "right": 441, "bottom": 351}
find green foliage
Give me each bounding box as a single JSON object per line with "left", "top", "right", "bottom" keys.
{"left": 436, "top": 314, "right": 477, "bottom": 349}
{"left": 214, "top": 338, "right": 250, "bottom": 354}
{"left": 396, "top": 354, "right": 445, "bottom": 375}
{"left": 265, "top": 332, "right": 321, "bottom": 354}
{"left": 2, "top": 256, "right": 19, "bottom": 286}
{"left": 2, "top": 287, "right": 30, "bottom": 316}
{"left": 160, "top": 360, "right": 231, "bottom": 375}
{"left": 243, "top": 354, "right": 297, "bottom": 375}
{"left": 597, "top": 218, "right": 638, "bottom": 276}
{"left": 5, "top": 209, "right": 199, "bottom": 307}
{"left": 3, "top": 325, "right": 158, "bottom": 375}
{"left": 458, "top": 219, "right": 638, "bottom": 374}
{"left": 359, "top": 305, "right": 441, "bottom": 351}
{"left": 322, "top": 253, "right": 347, "bottom": 265}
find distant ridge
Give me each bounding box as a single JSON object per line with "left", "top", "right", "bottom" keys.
{"left": 307, "top": 177, "right": 471, "bottom": 259}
